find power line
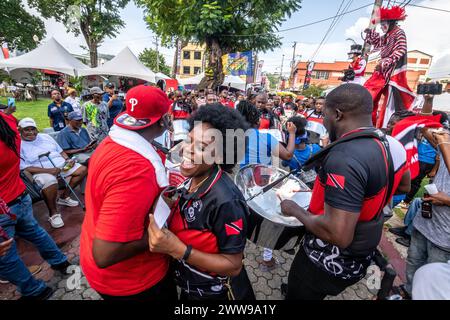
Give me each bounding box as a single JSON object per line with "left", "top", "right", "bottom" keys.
{"left": 222, "top": 3, "right": 373, "bottom": 37}
{"left": 392, "top": 1, "right": 450, "bottom": 13}
{"left": 310, "top": 0, "right": 347, "bottom": 61}
{"left": 311, "top": 0, "right": 355, "bottom": 61}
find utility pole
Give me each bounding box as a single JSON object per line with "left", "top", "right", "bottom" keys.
{"left": 362, "top": 0, "right": 383, "bottom": 59}
{"left": 279, "top": 54, "right": 285, "bottom": 91}
{"left": 153, "top": 36, "right": 160, "bottom": 73}
{"left": 290, "top": 42, "right": 297, "bottom": 89}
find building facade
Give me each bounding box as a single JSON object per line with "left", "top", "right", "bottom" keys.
{"left": 178, "top": 43, "right": 206, "bottom": 79}
{"left": 292, "top": 50, "right": 433, "bottom": 92}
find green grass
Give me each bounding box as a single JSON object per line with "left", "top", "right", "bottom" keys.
{"left": 0, "top": 97, "right": 52, "bottom": 130}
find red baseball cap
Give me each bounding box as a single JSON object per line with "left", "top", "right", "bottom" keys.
{"left": 114, "top": 84, "right": 170, "bottom": 130}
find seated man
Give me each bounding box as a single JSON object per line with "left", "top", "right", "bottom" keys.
{"left": 18, "top": 118, "right": 87, "bottom": 229}
{"left": 57, "top": 111, "right": 96, "bottom": 164}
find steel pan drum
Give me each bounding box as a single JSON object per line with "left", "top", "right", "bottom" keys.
{"left": 235, "top": 164, "right": 312, "bottom": 251}
{"left": 172, "top": 119, "right": 189, "bottom": 142}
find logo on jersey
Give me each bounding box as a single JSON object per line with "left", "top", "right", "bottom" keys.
{"left": 184, "top": 199, "right": 203, "bottom": 223}
{"left": 326, "top": 173, "right": 346, "bottom": 190}
{"left": 225, "top": 218, "right": 243, "bottom": 236}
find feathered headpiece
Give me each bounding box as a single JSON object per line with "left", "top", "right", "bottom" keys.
{"left": 379, "top": 6, "right": 407, "bottom": 21}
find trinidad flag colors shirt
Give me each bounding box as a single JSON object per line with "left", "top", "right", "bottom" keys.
{"left": 168, "top": 167, "right": 249, "bottom": 298}
{"left": 305, "top": 129, "right": 408, "bottom": 281}
{"left": 392, "top": 114, "right": 442, "bottom": 180}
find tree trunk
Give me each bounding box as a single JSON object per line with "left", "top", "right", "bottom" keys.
{"left": 89, "top": 42, "right": 98, "bottom": 68}
{"left": 79, "top": 19, "right": 98, "bottom": 68}
{"left": 198, "top": 38, "right": 225, "bottom": 91}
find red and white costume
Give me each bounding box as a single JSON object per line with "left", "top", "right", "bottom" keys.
{"left": 349, "top": 57, "right": 367, "bottom": 85}
{"left": 363, "top": 6, "right": 415, "bottom": 128}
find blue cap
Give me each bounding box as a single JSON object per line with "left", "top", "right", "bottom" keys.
{"left": 68, "top": 111, "right": 83, "bottom": 121}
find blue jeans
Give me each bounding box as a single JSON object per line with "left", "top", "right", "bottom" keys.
{"left": 406, "top": 228, "right": 450, "bottom": 294}
{"left": 404, "top": 198, "right": 422, "bottom": 236}
{"left": 0, "top": 194, "right": 67, "bottom": 297}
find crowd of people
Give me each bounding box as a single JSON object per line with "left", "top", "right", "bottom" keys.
{"left": 1, "top": 79, "right": 449, "bottom": 301}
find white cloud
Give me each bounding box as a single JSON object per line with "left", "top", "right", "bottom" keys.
{"left": 344, "top": 17, "right": 370, "bottom": 40}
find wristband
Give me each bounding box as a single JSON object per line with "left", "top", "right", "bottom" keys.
{"left": 182, "top": 245, "right": 192, "bottom": 261}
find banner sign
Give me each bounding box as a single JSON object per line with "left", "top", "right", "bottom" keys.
{"left": 303, "top": 61, "right": 315, "bottom": 90}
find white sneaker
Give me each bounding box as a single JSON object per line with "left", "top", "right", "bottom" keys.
{"left": 57, "top": 197, "right": 79, "bottom": 207}
{"left": 48, "top": 214, "right": 64, "bottom": 228}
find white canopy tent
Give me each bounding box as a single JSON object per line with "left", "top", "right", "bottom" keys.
{"left": 177, "top": 73, "right": 204, "bottom": 86}
{"left": 222, "top": 75, "right": 246, "bottom": 91}
{"left": 79, "top": 47, "right": 156, "bottom": 83}
{"left": 0, "top": 37, "right": 89, "bottom": 76}
{"left": 177, "top": 73, "right": 246, "bottom": 90}
{"left": 155, "top": 72, "right": 171, "bottom": 81}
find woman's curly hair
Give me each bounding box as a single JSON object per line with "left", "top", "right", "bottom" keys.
{"left": 188, "top": 103, "right": 249, "bottom": 173}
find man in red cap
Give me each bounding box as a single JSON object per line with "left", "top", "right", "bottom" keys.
{"left": 80, "top": 85, "right": 176, "bottom": 300}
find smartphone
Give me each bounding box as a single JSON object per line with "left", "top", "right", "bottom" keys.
{"left": 7, "top": 97, "right": 15, "bottom": 108}
{"left": 417, "top": 83, "right": 443, "bottom": 95}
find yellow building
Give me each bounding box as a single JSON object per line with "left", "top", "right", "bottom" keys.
{"left": 178, "top": 43, "right": 206, "bottom": 79}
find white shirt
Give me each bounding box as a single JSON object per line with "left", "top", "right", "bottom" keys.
{"left": 65, "top": 96, "right": 81, "bottom": 113}
{"left": 413, "top": 261, "right": 450, "bottom": 300}
{"left": 20, "top": 133, "right": 66, "bottom": 170}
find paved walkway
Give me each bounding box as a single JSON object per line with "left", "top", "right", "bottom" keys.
{"left": 1, "top": 198, "right": 404, "bottom": 300}
{"left": 0, "top": 236, "right": 376, "bottom": 300}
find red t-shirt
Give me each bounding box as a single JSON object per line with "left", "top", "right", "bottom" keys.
{"left": 80, "top": 137, "right": 169, "bottom": 296}
{"left": 220, "top": 98, "right": 235, "bottom": 109}
{"left": 0, "top": 113, "right": 25, "bottom": 203}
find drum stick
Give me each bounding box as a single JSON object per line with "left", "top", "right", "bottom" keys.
{"left": 246, "top": 168, "right": 300, "bottom": 202}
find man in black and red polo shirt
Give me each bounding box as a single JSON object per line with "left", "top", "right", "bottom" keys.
{"left": 281, "top": 84, "right": 411, "bottom": 300}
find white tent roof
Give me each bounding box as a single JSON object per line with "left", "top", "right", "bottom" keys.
{"left": 79, "top": 47, "right": 156, "bottom": 83}
{"left": 177, "top": 73, "right": 204, "bottom": 85}
{"left": 433, "top": 93, "right": 450, "bottom": 112}
{"left": 155, "top": 72, "right": 171, "bottom": 81}
{"left": 0, "top": 37, "right": 89, "bottom": 76}
{"left": 223, "top": 75, "right": 246, "bottom": 91}
{"left": 177, "top": 73, "right": 246, "bottom": 90}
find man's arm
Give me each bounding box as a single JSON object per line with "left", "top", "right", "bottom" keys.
{"left": 281, "top": 201, "right": 359, "bottom": 248}
{"left": 395, "top": 170, "right": 411, "bottom": 195}
{"left": 435, "top": 132, "right": 450, "bottom": 175}
{"left": 420, "top": 95, "right": 434, "bottom": 115}
{"left": 274, "top": 122, "right": 296, "bottom": 160}
{"left": 92, "top": 233, "right": 149, "bottom": 269}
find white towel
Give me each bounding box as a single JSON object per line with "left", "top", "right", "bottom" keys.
{"left": 109, "top": 125, "right": 169, "bottom": 188}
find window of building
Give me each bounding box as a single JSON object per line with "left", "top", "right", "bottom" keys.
{"left": 194, "top": 51, "right": 202, "bottom": 60}
{"left": 420, "top": 58, "right": 430, "bottom": 65}
{"left": 312, "top": 71, "right": 329, "bottom": 80}
{"left": 194, "top": 67, "right": 201, "bottom": 74}
{"left": 183, "top": 51, "right": 191, "bottom": 60}
{"left": 408, "top": 58, "right": 417, "bottom": 64}
{"left": 183, "top": 66, "right": 191, "bottom": 74}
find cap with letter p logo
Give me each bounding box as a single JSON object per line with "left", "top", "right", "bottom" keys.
{"left": 114, "top": 85, "right": 171, "bottom": 131}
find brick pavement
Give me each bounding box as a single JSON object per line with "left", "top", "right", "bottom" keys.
{"left": 1, "top": 235, "right": 377, "bottom": 300}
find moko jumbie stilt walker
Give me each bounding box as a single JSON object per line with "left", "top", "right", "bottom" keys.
{"left": 363, "top": 5, "right": 415, "bottom": 128}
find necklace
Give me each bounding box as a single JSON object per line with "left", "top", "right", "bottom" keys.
{"left": 188, "top": 174, "right": 210, "bottom": 193}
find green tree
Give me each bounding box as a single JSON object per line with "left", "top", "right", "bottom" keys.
{"left": 27, "top": 0, "right": 130, "bottom": 67}
{"left": 139, "top": 48, "right": 171, "bottom": 76}
{"left": 264, "top": 73, "right": 279, "bottom": 90}
{"left": 301, "top": 84, "right": 326, "bottom": 97}
{"left": 137, "top": 0, "right": 302, "bottom": 89}
{"left": 0, "top": 0, "right": 46, "bottom": 51}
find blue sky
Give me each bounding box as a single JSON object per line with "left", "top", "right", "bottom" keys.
{"left": 25, "top": 0, "right": 450, "bottom": 76}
